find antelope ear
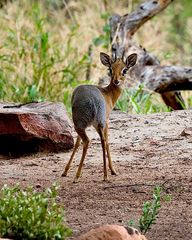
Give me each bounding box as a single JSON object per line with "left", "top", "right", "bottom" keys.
{"left": 125, "top": 53, "right": 137, "bottom": 68}
{"left": 100, "top": 52, "right": 111, "bottom": 67}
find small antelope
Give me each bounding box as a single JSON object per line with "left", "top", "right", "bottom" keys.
{"left": 62, "top": 52, "right": 137, "bottom": 182}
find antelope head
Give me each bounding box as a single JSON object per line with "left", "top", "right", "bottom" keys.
{"left": 100, "top": 52, "right": 137, "bottom": 87}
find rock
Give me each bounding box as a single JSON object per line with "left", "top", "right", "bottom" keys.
{"left": 0, "top": 102, "right": 74, "bottom": 155}
{"left": 180, "top": 127, "right": 192, "bottom": 137}
{"left": 78, "top": 225, "right": 147, "bottom": 240}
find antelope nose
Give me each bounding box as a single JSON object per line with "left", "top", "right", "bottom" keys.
{"left": 114, "top": 80, "right": 120, "bottom": 85}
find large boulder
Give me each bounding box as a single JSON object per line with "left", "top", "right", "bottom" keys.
{"left": 0, "top": 102, "right": 74, "bottom": 155}
{"left": 78, "top": 225, "right": 147, "bottom": 240}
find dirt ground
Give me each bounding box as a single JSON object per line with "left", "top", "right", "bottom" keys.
{"left": 0, "top": 110, "right": 192, "bottom": 240}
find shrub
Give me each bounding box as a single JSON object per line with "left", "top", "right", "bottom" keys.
{"left": 138, "top": 186, "right": 161, "bottom": 233}
{"left": 116, "top": 84, "right": 170, "bottom": 114}
{"left": 92, "top": 12, "right": 111, "bottom": 50}
{"left": 0, "top": 184, "right": 72, "bottom": 239}
{"left": 0, "top": 1, "right": 89, "bottom": 112}
{"left": 128, "top": 186, "right": 171, "bottom": 234}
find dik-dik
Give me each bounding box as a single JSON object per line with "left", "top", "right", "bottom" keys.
{"left": 62, "top": 52, "right": 137, "bottom": 182}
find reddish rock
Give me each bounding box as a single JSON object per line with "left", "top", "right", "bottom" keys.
{"left": 78, "top": 225, "right": 147, "bottom": 240}
{"left": 0, "top": 102, "right": 74, "bottom": 155}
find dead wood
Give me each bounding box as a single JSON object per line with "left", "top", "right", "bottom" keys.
{"left": 109, "top": 0, "right": 191, "bottom": 110}
{"left": 141, "top": 65, "right": 192, "bottom": 92}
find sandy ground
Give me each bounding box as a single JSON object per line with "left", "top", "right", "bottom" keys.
{"left": 0, "top": 110, "right": 192, "bottom": 240}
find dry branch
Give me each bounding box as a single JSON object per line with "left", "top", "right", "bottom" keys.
{"left": 110, "top": 0, "right": 174, "bottom": 57}
{"left": 141, "top": 66, "right": 192, "bottom": 92}
{"left": 109, "top": 0, "right": 191, "bottom": 110}
{"left": 119, "top": 0, "right": 173, "bottom": 36}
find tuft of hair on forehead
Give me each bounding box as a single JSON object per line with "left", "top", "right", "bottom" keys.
{"left": 111, "top": 49, "right": 117, "bottom": 63}
{"left": 111, "top": 58, "right": 126, "bottom": 69}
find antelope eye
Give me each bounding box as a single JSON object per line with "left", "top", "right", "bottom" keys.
{"left": 122, "top": 68, "right": 128, "bottom": 76}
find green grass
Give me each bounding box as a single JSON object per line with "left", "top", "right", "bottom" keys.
{"left": 0, "top": 1, "right": 90, "bottom": 112}
{"left": 0, "top": 0, "right": 191, "bottom": 114}
{"left": 0, "top": 184, "right": 72, "bottom": 239}
{"left": 92, "top": 12, "right": 111, "bottom": 50}
{"left": 116, "top": 84, "right": 170, "bottom": 114}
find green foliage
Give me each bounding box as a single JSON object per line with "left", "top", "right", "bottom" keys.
{"left": 0, "top": 70, "right": 6, "bottom": 99}
{"left": 0, "top": 184, "right": 72, "bottom": 239}
{"left": 139, "top": 187, "right": 161, "bottom": 234}
{"left": 0, "top": 0, "right": 191, "bottom": 114}
{"left": 0, "top": 1, "right": 89, "bottom": 111}
{"left": 128, "top": 187, "right": 172, "bottom": 233}
{"left": 116, "top": 84, "right": 169, "bottom": 114}
{"left": 127, "top": 219, "right": 135, "bottom": 227}
{"left": 166, "top": 0, "right": 192, "bottom": 65}
{"left": 92, "top": 12, "right": 111, "bottom": 50}
{"left": 186, "top": 95, "right": 192, "bottom": 108}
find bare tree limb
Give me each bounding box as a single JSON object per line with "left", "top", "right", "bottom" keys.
{"left": 109, "top": 0, "right": 190, "bottom": 110}
{"left": 161, "top": 91, "right": 185, "bottom": 110}
{"left": 110, "top": 0, "right": 175, "bottom": 57}
{"left": 142, "top": 66, "right": 192, "bottom": 92}
{"left": 122, "top": 0, "right": 174, "bottom": 36}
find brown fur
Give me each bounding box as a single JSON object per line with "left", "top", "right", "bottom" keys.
{"left": 62, "top": 52, "right": 137, "bottom": 182}
{"left": 99, "top": 57, "right": 135, "bottom": 117}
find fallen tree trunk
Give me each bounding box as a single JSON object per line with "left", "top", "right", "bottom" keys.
{"left": 0, "top": 102, "right": 74, "bottom": 156}
{"left": 141, "top": 66, "right": 192, "bottom": 92}
{"left": 109, "top": 0, "right": 191, "bottom": 110}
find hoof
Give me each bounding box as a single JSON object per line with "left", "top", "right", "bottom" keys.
{"left": 73, "top": 176, "right": 79, "bottom": 183}
{"left": 103, "top": 175, "right": 109, "bottom": 181}
{"left": 61, "top": 172, "right": 67, "bottom": 177}
{"left": 111, "top": 169, "right": 117, "bottom": 175}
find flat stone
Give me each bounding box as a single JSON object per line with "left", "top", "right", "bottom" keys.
{"left": 78, "top": 224, "right": 147, "bottom": 240}
{"left": 0, "top": 102, "right": 74, "bottom": 155}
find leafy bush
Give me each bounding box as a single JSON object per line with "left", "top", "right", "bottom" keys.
{"left": 167, "top": 0, "right": 192, "bottom": 66}
{"left": 0, "top": 184, "right": 72, "bottom": 239}
{"left": 116, "top": 84, "right": 170, "bottom": 114}
{"left": 139, "top": 186, "right": 161, "bottom": 233}
{"left": 128, "top": 186, "right": 171, "bottom": 234}
{"left": 92, "top": 12, "right": 111, "bottom": 50}
{"left": 0, "top": 1, "right": 89, "bottom": 111}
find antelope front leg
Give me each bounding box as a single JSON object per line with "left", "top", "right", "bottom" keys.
{"left": 97, "top": 126, "right": 108, "bottom": 181}
{"left": 104, "top": 123, "right": 117, "bottom": 175}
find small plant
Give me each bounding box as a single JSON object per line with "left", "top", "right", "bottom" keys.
{"left": 139, "top": 186, "right": 161, "bottom": 234}
{"left": 167, "top": 0, "right": 192, "bottom": 66}
{"left": 127, "top": 186, "right": 170, "bottom": 234}
{"left": 92, "top": 12, "right": 111, "bottom": 50}
{"left": 0, "top": 1, "right": 89, "bottom": 112}
{"left": 116, "top": 84, "right": 170, "bottom": 114}
{"left": 187, "top": 94, "right": 192, "bottom": 108}
{"left": 0, "top": 184, "right": 72, "bottom": 239}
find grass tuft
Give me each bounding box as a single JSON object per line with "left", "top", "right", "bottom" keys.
{"left": 116, "top": 84, "right": 170, "bottom": 114}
